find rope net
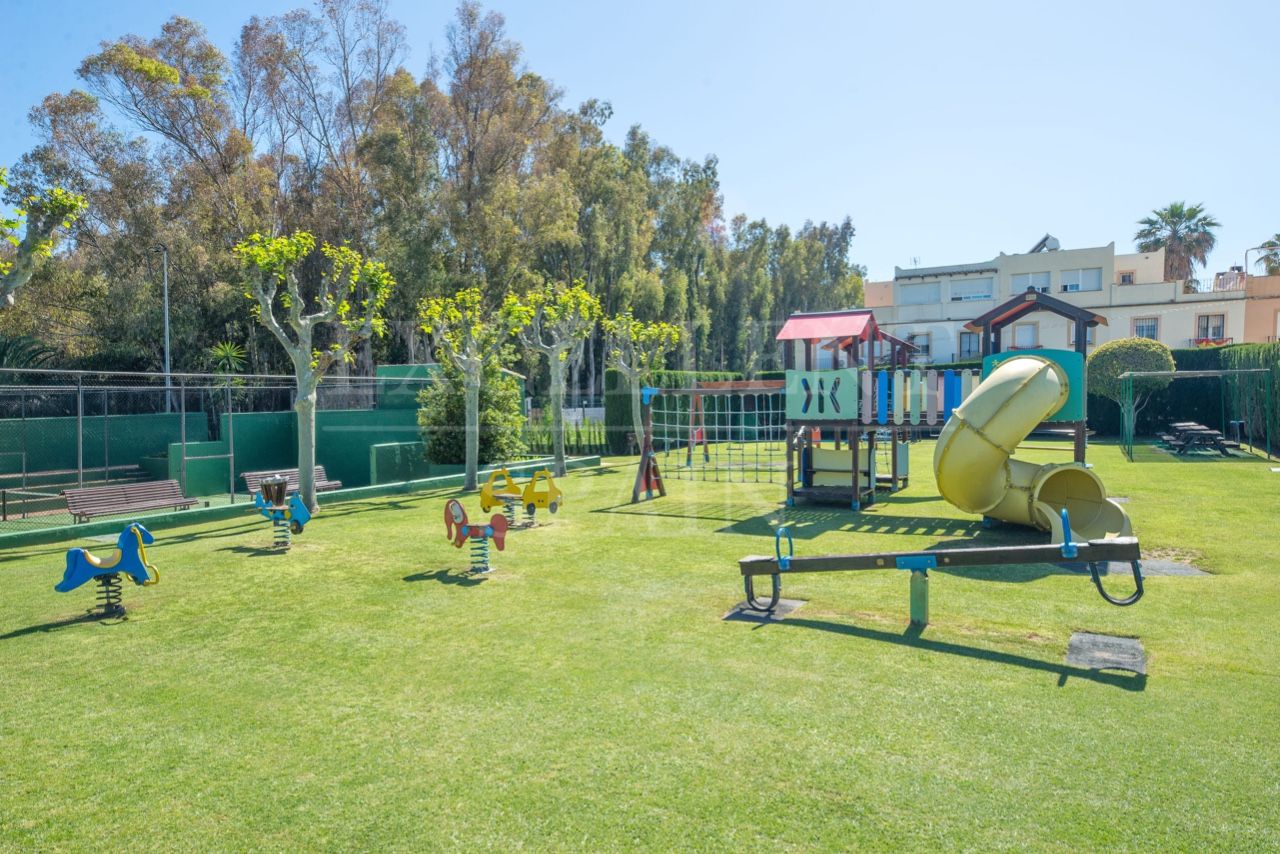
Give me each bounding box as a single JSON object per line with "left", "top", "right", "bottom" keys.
{"left": 650, "top": 390, "right": 787, "bottom": 482}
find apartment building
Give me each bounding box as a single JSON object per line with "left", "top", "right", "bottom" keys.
{"left": 865, "top": 236, "right": 1248, "bottom": 363}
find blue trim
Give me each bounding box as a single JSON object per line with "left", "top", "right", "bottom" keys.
{"left": 895, "top": 554, "right": 937, "bottom": 573}
{"left": 774, "top": 527, "right": 794, "bottom": 571}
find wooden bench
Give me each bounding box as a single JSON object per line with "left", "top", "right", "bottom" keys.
{"left": 63, "top": 480, "right": 199, "bottom": 523}
{"left": 242, "top": 466, "right": 342, "bottom": 497}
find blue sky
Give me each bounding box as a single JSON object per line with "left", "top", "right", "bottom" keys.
{"left": 3, "top": 0, "right": 1277, "bottom": 282}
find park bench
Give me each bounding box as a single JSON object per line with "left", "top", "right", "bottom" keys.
{"left": 63, "top": 479, "right": 199, "bottom": 523}
{"left": 242, "top": 466, "right": 342, "bottom": 497}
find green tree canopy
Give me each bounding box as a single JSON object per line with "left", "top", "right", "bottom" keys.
{"left": 1135, "top": 202, "right": 1220, "bottom": 285}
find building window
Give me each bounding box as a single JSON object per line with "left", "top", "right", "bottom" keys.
{"left": 958, "top": 331, "right": 980, "bottom": 359}
{"left": 1012, "top": 272, "right": 1051, "bottom": 294}
{"left": 898, "top": 282, "right": 941, "bottom": 305}
{"left": 1061, "top": 268, "right": 1103, "bottom": 293}
{"left": 1196, "top": 314, "right": 1226, "bottom": 340}
{"left": 1133, "top": 316, "right": 1160, "bottom": 340}
{"left": 1067, "top": 321, "right": 1096, "bottom": 346}
{"left": 907, "top": 332, "right": 931, "bottom": 358}
{"left": 1012, "top": 322, "right": 1039, "bottom": 349}
{"left": 1118, "top": 270, "right": 1136, "bottom": 285}
{"left": 950, "top": 277, "right": 993, "bottom": 301}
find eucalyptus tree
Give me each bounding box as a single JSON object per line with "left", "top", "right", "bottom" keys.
{"left": 603, "top": 311, "right": 681, "bottom": 452}
{"left": 1135, "top": 202, "right": 1221, "bottom": 284}
{"left": 419, "top": 287, "right": 527, "bottom": 491}
{"left": 506, "top": 281, "right": 601, "bottom": 475}
{"left": 234, "top": 230, "right": 394, "bottom": 509}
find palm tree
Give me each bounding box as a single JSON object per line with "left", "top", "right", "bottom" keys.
{"left": 1256, "top": 234, "right": 1280, "bottom": 276}
{"left": 0, "top": 334, "right": 57, "bottom": 369}
{"left": 1134, "top": 202, "right": 1220, "bottom": 284}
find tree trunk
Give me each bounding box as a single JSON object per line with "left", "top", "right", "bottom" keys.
{"left": 550, "top": 362, "right": 567, "bottom": 476}
{"left": 629, "top": 373, "right": 644, "bottom": 457}
{"left": 295, "top": 373, "right": 320, "bottom": 511}
{"left": 464, "top": 368, "right": 481, "bottom": 491}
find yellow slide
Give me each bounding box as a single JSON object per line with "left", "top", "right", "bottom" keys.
{"left": 932, "top": 355, "right": 1131, "bottom": 543}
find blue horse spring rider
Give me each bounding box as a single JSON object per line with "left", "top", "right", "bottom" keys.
{"left": 56, "top": 521, "right": 159, "bottom": 618}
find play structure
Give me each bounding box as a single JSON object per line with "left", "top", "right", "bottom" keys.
{"left": 444, "top": 498, "right": 509, "bottom": 573}
{"left": 777, "top": 310, "right": 924, "bottom": 509}
{"left": 648, "top": 379, "right": 787, "bottom": 483}
{"left": 734, "top": 296, "right": 1142, "bottom": 622}
{"left": 739, "top": 511, "right": 1143, "bottom": 627}
{"left": 56, "top": 521, "right": 159, "bottom": 617}
{"left": 480, "top": 467, "right": 564, "bottom": 526}
{"left": 252, "top": 475, "right": 311, "bottom": 548}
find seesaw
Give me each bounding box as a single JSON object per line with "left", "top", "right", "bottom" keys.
{"left": 738, "top": 509, "right": 1143, "bottom": 627}
{"left": 56, "top": 521, "right": 159, "bottom": 618}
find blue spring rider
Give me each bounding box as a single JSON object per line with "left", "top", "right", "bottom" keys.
{"left": 56, "top": 521, "right": 159, "bottom": 617}
{"left": 253, "top": 489, "right": 311, "bottom": 548}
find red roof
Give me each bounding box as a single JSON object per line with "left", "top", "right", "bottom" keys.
{"left": 776, "top": 310, "right": 875, "bottom": 342}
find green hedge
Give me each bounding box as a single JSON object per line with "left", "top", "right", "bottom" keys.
{"left": 603, "top": 369, "right": 742, "bottom": 455}
{"left": 1085, "top": 347, "right": 1215, "bottom": 435}
{"left": 1221, "top": 343, "right": 1280, "bottom": 450}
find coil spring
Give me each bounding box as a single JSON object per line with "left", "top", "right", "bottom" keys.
{"left": 470, "top": 536, "right": 491, "bottom": 573}
{"left": 503, "top": 499, "right": 518, "bottom": 528}
{"left": 273, "top": 518, "right": 292, "bottom": 549}
{"left": 95, "top": 573, "right": 124, "bottom": 617}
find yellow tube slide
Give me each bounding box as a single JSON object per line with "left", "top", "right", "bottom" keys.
{"left": 933, "top": 355, "right": 1131, "bottom": 543}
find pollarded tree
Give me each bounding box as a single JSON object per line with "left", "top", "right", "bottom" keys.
{"left": 234, "top": 231, "right": 394, "bottom": 510}
{"left": 0, "top": 167, "right": 86, "bottom": 306}
{"left": 602, "top": 311, "right": 681, "bottom": 453}
{"left": 1087, "top": 336, "right": 1175, "bottom": 440}
{"left": 419, "top": 287, "right": 527, "bottom": 491}
{"left": 505, "top": 280, "right": 602, "bottom": 476}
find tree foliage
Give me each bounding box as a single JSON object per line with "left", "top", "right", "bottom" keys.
{"left": 1088, "top": 337, "right": 1176, "bottom": 438}
{"left": 417, "top": 361, "right": 525, "bottom": 467}
{"left": 1256, "top": 234, "right": 1280, "bottom": 276}
{"left": 0, "top": 167, "right": 86, "bottom": 306}
{"left": 1134, "top": 202, "right": 1220, "bottom": 285}
{"left": 603, "top": 311, "right": 681, "bottom": 446}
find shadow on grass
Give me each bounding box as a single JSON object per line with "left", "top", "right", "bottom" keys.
{"left": 773, "top": 617, "right": 1147, "bottom": 691}
{"left": 716, "top": 507, "right": 989, "bottom": 541}
{"left": 0, "top": 610, "right": 123, "bottom": 641}
{"left": 215, "top": 544, "right": 290, "bottom": 558}
{"left": 403, "top": 569, "right": 487, "bottom": 587}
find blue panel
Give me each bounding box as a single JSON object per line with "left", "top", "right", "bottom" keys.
{"left": 895, "top": 554, "right": 938, "bottom": 571}
{"left": 942, "top": 371, "right": 960, "bottom": 420}
{"left": 876, "top": 370, "right": 889, "bottom": 425}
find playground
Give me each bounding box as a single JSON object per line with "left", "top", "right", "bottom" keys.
{"left": 1, "top": 437, "right": 1277, "bottom": 850}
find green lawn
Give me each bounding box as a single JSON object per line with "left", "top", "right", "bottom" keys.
{"left": 1, "top": 440, "right": 1277, "bottom": 851}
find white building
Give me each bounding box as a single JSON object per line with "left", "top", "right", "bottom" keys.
{"left": 865, "top": 235, "right": 1247, "bottom": 363}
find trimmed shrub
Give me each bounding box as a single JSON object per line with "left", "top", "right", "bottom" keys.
{"left": 417, "top": 362, "right": 527, "bottom": 465}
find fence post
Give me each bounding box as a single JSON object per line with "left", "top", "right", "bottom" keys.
{"left": 76, "top": 376, "right": 84, "bottom": 488}
{"left": 103, "top": 388, "right": 110, "bottom": 483}
{"left": 179, "top": 377, "right": 187, "bottom": 495}
{"left": 227, "top": 378, "right": 236, "bottom": 503}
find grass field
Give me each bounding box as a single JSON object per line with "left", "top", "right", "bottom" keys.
{"left": 1, "top": 440, "right": 1277, "bottom": 851}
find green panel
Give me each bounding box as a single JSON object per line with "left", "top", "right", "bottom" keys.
{"left": 168, "top": 440, "right": 231, "bottom": 497}
{"left": 785, "top": 368, "right": 860, "bottom": 421}
{"left": 222, "top": 412, "right": 296, "bottom": 483}
{"left": 375, "top": 364, "right": 437, "bottom": 409}
{"left": 0, "top": 412, "right": 207, "bottom": 480}
{"left": 983, "top": 349, "right": 1086, "bottom": 422}
{"left": 315, "top": 408, "right": 421, "bottom": 488}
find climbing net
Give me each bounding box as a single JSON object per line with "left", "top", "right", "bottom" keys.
{"left": 650, "top": 390, "right": 787, "bottom": 482}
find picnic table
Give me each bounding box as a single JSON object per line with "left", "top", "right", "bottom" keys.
{"left": 1158, "top": 423, "right": 1240, "bottom": 456}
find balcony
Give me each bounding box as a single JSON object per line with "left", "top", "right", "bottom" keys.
{"left": 1189, "top": 337, "right": 1232, "bottom": 347}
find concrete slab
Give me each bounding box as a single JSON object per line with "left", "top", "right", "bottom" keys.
{"left": 1099, "top": 559, "right": 1206, "bottom": 577}
{"left": 723, "top": 598, "right": 806, "bottom": 623}
{"left": 1066, "top": 632, "right": 1146, "bottom": 675}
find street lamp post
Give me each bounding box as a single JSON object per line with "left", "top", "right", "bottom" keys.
{"left": 152, "top": 244, "right": 172, "bottom": 412}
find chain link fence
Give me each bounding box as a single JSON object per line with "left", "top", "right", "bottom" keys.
{"left": 0, "top": 368, "right": 432, "bottom": 535}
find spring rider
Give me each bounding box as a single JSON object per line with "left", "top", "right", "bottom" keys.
{"left": 444, "top": 499, "right": 508, "bottom": 573}
{"left": 253, "top": 475, "right": 311, "bottom": 549}
{"left": 56, "top": 521, "right": 159, "bottom": 618}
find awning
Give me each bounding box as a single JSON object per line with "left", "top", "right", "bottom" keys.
{"left": 776, "top": 310, "right": 875, "bottom": 342}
